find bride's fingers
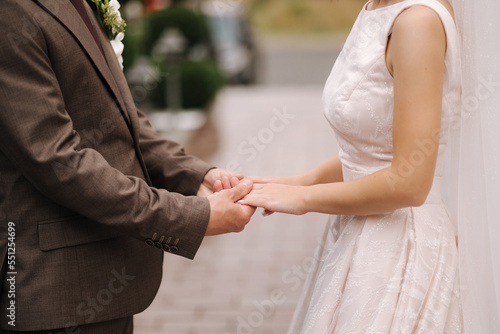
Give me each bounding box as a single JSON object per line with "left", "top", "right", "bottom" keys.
{"left": 252, "top": 183, "right": 265, "bottom": 190}
{"left": 238, "top": 192, "right": 265, "bottom": 208}
{"left": 246, "top": 176, "right": 275, "bottom": 184}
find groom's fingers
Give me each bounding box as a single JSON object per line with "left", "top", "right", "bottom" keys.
{"left": 221, "top": 176, "right": 231, "bottom": 189}
{"left": 230, "top": 176, "right": 240, "bottom": 188}
{"left": 230, "top": 180, "right": 253, "bottom": 201}
{"left": 243, "top": 203, "right": 257, "bottom": 216}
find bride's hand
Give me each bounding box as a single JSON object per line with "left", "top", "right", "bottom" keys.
{"left": 240, "top": 183, "right": 308, "bottom": 216}
{"left": 246, "top": 176, "right": 283, "bottom": 185}
{"left": 244, "top": 176, "right": 307, "bottom": 216}
{"left": 247, "top": 175, "right": 307, "bottom": 186}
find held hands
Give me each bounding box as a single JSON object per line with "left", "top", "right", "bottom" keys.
{"left": 200, "top": 169, "right": 255, "bottom": 236}
{"left": 200, "top": 169, "right": 307, "bottom": 236}
{"left": 205, "top": 178, "right": 256, "bottom": 235}
{"left": 197, "top": 168, "right": 244, "bottom": 197}
{"left": 241, "top": 175, "right": 308, "bottom": 216}
{"left": 240, "top": 183, "right": 308, "bottom": 216}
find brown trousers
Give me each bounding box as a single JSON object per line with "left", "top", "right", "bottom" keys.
{"left": 0, "top": 316, "right": 133, "bottom": 334}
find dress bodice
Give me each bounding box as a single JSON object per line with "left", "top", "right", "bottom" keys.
{"left": 322, "top": 0, "right": 461, "bottom": 199}
{"left": 288, "top": 2, "right": 463, "bottom": 333}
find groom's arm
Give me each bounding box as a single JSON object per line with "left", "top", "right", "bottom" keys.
{"left": 135, "top": 108, "right": 214, "bottom": 196}
{"left": 0, "top": 3, "right": 210, "bottom": 259}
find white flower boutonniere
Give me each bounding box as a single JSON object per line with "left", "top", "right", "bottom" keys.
{"left": 89, "top": 0, "right": 126, "bottom": 69}
{"left": 89, "top": 0, "right": 126, "bottom": 38}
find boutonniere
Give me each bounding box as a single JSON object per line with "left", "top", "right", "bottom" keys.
{"left": 88, "top": 0, "right": 126, "bottom": 39}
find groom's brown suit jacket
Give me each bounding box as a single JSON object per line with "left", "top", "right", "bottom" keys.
{"left": 0, "top": 0, "right": 212, "bottom": 330}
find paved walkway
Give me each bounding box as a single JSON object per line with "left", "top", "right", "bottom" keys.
{"left": 134, "top": 86, "right": 339, "bottom": 334}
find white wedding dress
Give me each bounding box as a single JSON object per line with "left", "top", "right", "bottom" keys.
{"left": 288, "top": 0, "right": 463, "bottom": 332}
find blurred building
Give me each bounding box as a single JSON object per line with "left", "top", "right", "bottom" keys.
{"left": 200, "top": 0, "right": 259, "bottom": 85}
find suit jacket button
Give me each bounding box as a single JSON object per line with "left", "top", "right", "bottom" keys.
{"left": 162, "top": 243, "right": 171, "bottom": 252}
{"left": 154, "top": 241, "right": 163, "bottom": 249}
{"left": 170, "top": 246, "right": 178, "bottom": 253}
{"left": 145, "top": 239, "right": 154, "bottom": 247}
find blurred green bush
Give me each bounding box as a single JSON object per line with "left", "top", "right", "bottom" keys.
{"left": 144, "top": 6, "right": 212, "bottom": 55}
{"left": 123, "top": 2, "right": 224, "bottom": 111}
{"left": 150, "top": 60, "right": 224, "bottom": 110}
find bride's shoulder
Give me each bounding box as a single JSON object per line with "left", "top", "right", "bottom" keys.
{"left": 387, "top": 4, "right": 447, "bottom": 72}
{"left": 392, "top": 5, "right": 447, "bottom": 39}
{"left": 394, "top": 0, "right": 455, "bottom": 25}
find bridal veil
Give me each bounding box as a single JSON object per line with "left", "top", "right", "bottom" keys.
{"left": 446, "top": 0, "right": 500, "bottom": 331}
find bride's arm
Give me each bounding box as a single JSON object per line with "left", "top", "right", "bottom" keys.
{"left": 248, "top": 154, "right": 343, "bottom": 186}
{"left": 242, "top": 6, "right": 446, "bottom": 216}
{"left": 302, "top": 154, "right": 344, "bottom": 185}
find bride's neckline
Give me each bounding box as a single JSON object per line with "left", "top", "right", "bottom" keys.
{"left": 363, "top": 0, "right": 456, "bottom": 24}
{"left": 364, "top": 0, "right": 406, "bottom": 12}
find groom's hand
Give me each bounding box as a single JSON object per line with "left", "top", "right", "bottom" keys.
{"left": 198, "top": 168, "right": 244, "bottom": 197}
{"left": 205, "top": 179, "right": 256, "bottom": 235}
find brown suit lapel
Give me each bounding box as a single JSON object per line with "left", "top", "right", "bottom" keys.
{"left": 90, "top": 12, "right": 153, "bottom": 185}
{"left": 33, "top": 0, "right": 152, "bottom": 185}
{"left": 87, "top": 8, "right": 153, "bottom": 184}
{"left": 86, "top": 2, "right": 143, "bottom": 144}
{"left": 34, "top": 0, "right": 133, "bottom": 131}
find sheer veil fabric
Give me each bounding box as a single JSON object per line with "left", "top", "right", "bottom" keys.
{"left": 445, "top": 0, "right": 500, "bottom": 331}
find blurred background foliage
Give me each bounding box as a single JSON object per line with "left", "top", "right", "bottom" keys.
{"left": 143, "top": 5, "right": 212, "bottom": 54}
{"left": 119, "top": 0, "right": 366, "bottom": 112}
{"left": 247, "top": 0, "right": 366, "bottom": 35}
{"left": 149, "top": 59, "right": 224, "bottom": 109}
{"left": 143, "top": 3, "right": 223, "bottom": 109}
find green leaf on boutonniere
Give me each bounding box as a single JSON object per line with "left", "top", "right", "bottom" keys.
{"left": 87, "top": 0, "right": 126, "bottom": 39}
